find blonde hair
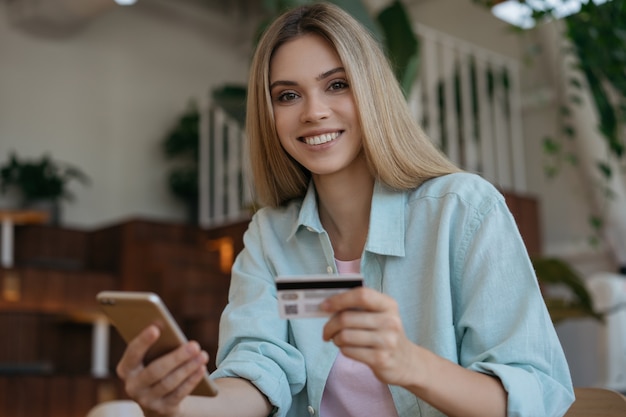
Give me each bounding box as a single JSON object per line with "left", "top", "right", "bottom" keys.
{"left": 247, "top": 2, "right": 460, "bottom": 208}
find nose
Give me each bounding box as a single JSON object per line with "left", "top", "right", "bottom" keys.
{"left": 300, "top": 93, "right": 330, "bottom": 123}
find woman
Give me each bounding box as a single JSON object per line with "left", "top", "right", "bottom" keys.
{"left": 117, "top": 3, "right": 574, "bottom": 417}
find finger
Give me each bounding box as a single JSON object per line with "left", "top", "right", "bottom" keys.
{"left": 323, "top": 309, "right": 373, "bottom": 341}
{"left": 159, "top": 354, "right": 208, "bottom": 403}
{"left": 330, "top": 328, "right": 389, "bottom": 348}
{"left": 138, "top": 364, "right": 207, "bottom": 417}
{"left": 141, "top": 341, "right": 203, "bottom": 387}
{"left": 117, "top": 325, "right": 160, "bottom": 380}
{"left": 321, "top": 287, "right": 396, "bottom": 314}
{"left": 132, "top": 342, "right": 207, "bottom": 410}
{"left": 326, "top": 318, "right": 402, "bottom": 350}
{"left": 323, "top": 308, "right": 404, "bottom": 344}
{"left": 147, "top": 345, "right": 208, "bottom": 398}
{"left": 339, "top": 345, "right": 381, "bottom": 364}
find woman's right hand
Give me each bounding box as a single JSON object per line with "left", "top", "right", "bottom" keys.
{"left": 116, "top": 325, "right": 210, "bottom": 417}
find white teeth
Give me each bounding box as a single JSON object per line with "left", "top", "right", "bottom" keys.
{"left": 303, "top": 131, "right": 340, "bottom": 145}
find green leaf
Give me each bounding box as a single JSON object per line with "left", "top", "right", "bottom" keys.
{"left": 332, "top": 0, "right": 382, "bottom": 39}
{"left": 544, "top": 165, "right": 558, "bottom": 178}
{"left": 569, "top": 77, "right": 582, "bottom": 89}
{"left": 596, "top": 161, "right": 612, "bottom": 179}
{"left": 589, "top": 215, "right": 603, "bottom": 231}
{"left": 565, "top": 153, "right": 579, "bottom": 166}
{"left": 542, "top": 136, "right": 561, "bottom": 155}
{"left": 163, "top": 106, "right": 200, "bottom": 159}
{"left": 569, "top": 95, "right": 583, "bottom": 105}
{"left": 0, "top": 152, "right": 89, "bottom": 202}
{"left": 400, "top": 52, "right": 420, "bottom": 97}
{"left": 562, "top": 125, "right": 575, "bottom": 138}
{"left": 168, "top": 166, "right": 199, "bottom": 202}
{"left": 531, "top": 257, "right": 603, "bottom": 322}
{"left": 377, "top": 1, "right": 420, "bottom": 97}
{"left": 211, "top": 85, "right": 247, "bottom": 126}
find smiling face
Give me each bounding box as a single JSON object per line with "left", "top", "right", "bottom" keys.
{"left": 269, "top": 33, "right": 364, "bottom": 180}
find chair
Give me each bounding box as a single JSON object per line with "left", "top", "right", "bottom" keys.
{"left": 564, "top": 387, "right": 626, "bottom": 417}
{"left": 86, "top": 400, "right": 143, "bottom": 417}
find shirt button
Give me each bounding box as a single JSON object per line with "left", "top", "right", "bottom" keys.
{"left": 326, "top": 266, "right": 333, "bottom": 274}
{"left": 307, "top": 405, "right": 315, "bottom": 415}
{"left": 306, "top": 226, "right": 314, "bottom": 232}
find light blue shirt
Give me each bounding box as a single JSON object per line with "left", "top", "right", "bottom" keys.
{"left": 212, "top": 172, "right": 574, "bottom": 417}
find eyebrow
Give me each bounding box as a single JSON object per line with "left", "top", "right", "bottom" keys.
{"left": 269, "top": 66, "right": 346, "bottom": 91}
{"left": 317, "top": 67, "right": 345, "bottom": 81}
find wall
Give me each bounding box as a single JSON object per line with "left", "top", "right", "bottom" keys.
{"left": 0, "top": 0, "right": 255, "bottom": 228}
{"left": 409, "top": 0, "right": 522, "bottom": 59}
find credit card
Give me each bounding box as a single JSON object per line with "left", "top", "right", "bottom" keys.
{"left": 275, "top": 273, "right": 363, "bottom": 319}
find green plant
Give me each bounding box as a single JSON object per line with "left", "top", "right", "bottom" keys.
{"left": 470, "top": 0, "right": 625, "bottom": 318}
{"left": 0, "top": 152, "right": 90, "bottom": 203}
{"left": 559, "top": 1, "right": 626, "bottom": 246}
{"left": 474, "top": 0, "right": 626, "bottom": 251}
{"left": 212, "top": 84, "right": 247, "bottom": 126}
{"left": 520, "top": 0, "right": 626, "bottom": 248}
{"left": 162, "top": 100, "right": 200, "bottom": 221}
{"left": 532, "top": 256, "right": 603, "bottom": 323}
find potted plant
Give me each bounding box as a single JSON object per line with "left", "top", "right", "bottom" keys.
{"left": 162, "top": 100, "right": 200, "bottom": 224}
{"left": 0, "top": 152, "right": 90, "bottom": 225}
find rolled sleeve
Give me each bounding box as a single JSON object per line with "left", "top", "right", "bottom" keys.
{"left": 213, "top": 212, "right": 307, "bottom": 415}
{"left": 455, "top": 192, "right": 574, "bottom": 416}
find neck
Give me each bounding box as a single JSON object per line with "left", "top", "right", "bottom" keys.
{"left": 313, "top": 160, "right": 374, "bottom": 261}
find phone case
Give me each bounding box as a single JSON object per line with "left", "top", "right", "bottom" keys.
{"left": 96, "top": 291, "right": 218, "bottom": 397}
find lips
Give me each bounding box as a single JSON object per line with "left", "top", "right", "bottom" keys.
{"left": 301, "top": 131, "right": 341, "bottom": 145}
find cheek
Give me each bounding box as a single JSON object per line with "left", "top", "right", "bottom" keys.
{"left": 272, "top": 108, "right": 286, "bottom": 136}
{"left": 273, "top": 108, "right": 296, "bottom": 143}
{"left": 272, "top": 113, "right": 291, "bottom": 150}
{"left": 277, "top": 133, "right": 291, "bottom": 153}
{"left": 342, "top": 99, "right": 358, "bottom": 121}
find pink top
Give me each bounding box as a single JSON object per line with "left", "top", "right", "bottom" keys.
{"left": 319, "top": 258, "right": 399, "bottom": 417}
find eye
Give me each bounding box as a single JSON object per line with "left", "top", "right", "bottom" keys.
{"left": 328, "top": 79, "right": 349, "bottom": 91}
{"left": 276, "top": 91, "right": 300, "bottom": 103}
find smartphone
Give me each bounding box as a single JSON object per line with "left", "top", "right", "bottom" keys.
{"left": 96, "top": 290, "right": 219, "bottom": 397}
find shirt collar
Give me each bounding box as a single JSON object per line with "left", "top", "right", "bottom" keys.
{"left": 366, "top": 181, "right": 406, "bottom": 257}
{"left": 289, "top": 180, "right": 406, "bottom": 257}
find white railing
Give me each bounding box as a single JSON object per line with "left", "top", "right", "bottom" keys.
{"left": 199, "top": 25, "right": 526, "bottom": 226}
{"left": 412, "top": 25, "right": 526, "bottom": 192}
{"left": 198, "top": 105, "right": 254, "bottom": 228}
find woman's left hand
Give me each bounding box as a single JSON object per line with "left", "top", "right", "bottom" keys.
{"left": 321, "top": 287, "right": 421, "bottom": 387}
